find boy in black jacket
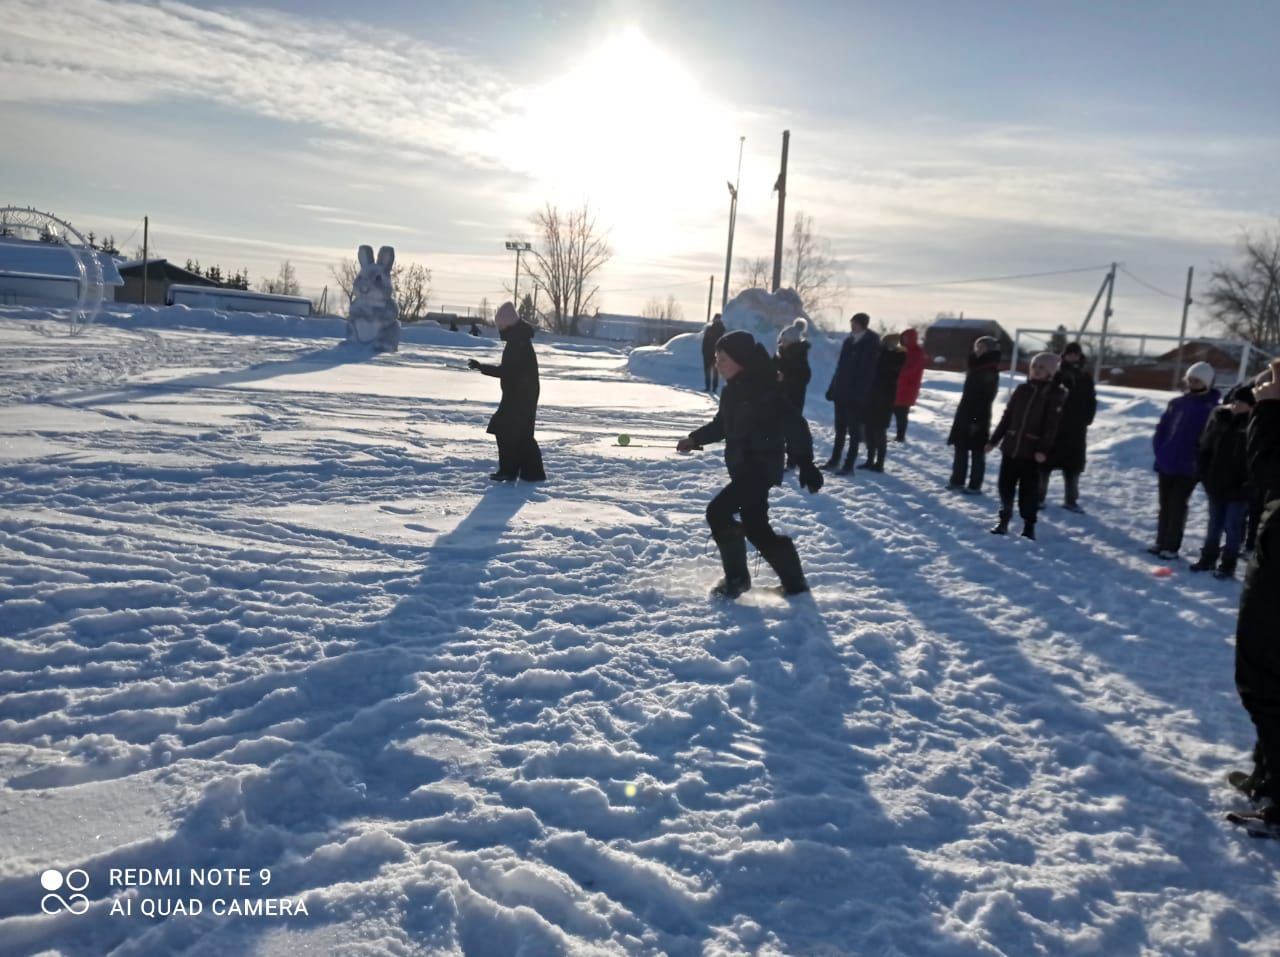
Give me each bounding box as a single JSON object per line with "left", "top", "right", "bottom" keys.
{"left": 1191, "top": 386, "right": 1256, "bottom": 577}
{"left": 947, "top": 336, "right": 1001, "bottom": 492}
{"left": 678, "top": 331, "right": 824, "bottom": 598}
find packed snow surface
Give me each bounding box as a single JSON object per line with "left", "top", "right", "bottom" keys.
{"left": 0, "top": 305, "right": 1276, "bottom": 956}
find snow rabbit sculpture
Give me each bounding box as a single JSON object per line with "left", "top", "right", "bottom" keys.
{"left": 346, "top": 244, "right": 400, "bottom": 352}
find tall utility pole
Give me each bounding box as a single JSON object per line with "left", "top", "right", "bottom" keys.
{"left": 141, "top": 215, "right": 149, "bottom": 305}
{"left": 505, "top": 240, "right": 531, "bottom": 305}
{"left": 1094, "top": 262, "right": 1117, "bottom": 382}
{"left": 721, "top": 136, "right": 744, "bottom": 309}
{"left": 770, "top": 130, "right": 790, "bottom": 293}
{"left": 1172, "top": 266, "right": 1194, "bottom": 389}
{"left": 706, "top": 275, "right": 715, "bottom": 322}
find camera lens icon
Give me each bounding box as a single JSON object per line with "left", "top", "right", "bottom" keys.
{"left": 40, "top": 868, "right": 90, "bottom": 915}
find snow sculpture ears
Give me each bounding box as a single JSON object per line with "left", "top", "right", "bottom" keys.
{"left": 376, "top": 246, "right": 395, "bottom": 271}
{"left": 358, "top": 244, "right": 375, "bottom": 267}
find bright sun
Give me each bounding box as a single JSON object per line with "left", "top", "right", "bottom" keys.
{"left": 501, "top": 27, "right": 735, "bottom": 250}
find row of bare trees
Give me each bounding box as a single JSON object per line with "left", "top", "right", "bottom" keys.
{"left": 1205, "top": 226, "right": 1280, "bottom": 349}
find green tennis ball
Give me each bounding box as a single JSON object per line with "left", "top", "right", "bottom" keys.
{"left": 617, "top": 434, "right": 631, "bottom": 446}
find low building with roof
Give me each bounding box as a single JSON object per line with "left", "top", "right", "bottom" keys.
{"left": 115, "top": 259, "right": 220, "bottom": 306}
{"left": 922, "top": 318, "right": 1014, "bottom": 371}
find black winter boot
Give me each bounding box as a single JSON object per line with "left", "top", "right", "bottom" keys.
{"left": 710, "top": 525, "right": 751, "bottom": 598}
{"left": 1189, "top": 546, "right": 1219, "bottom": 572}
{"left": 990, "top": 510, "right": 1011, "bottom": 535}
{"left": 821, "top": 437, "right": 845, "bottom": 471}
{"left": 1021, "top": 522, "right": 1036, "bottom": 540}
{"left": 1215, "top": 549, "right": 1239, "bottom": 579}
{"left": 759, "top": 536, "right": 809, "bottom": 595}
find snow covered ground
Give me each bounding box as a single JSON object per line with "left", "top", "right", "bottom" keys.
{"left": 0, "top": 305, "right": 1276, "bottom": 957}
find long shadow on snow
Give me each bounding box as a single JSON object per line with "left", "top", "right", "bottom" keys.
{"left": 0, "top": 482, "right": 534, "bottom": 953}
{"left": 813, "top": 488, "right": 1248, "bottom": 954}
{"left": 685, "top": 593, "right": 966, "bottom": 956}
{"left": 40, "top": 344, "right": 380, "bottom": 411}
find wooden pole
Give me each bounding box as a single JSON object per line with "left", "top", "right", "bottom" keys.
{"left": 771, "top": 130, "right": 790, "bottom": 292}
{"left": 141, "top": 216, "right": 149, "bottom": 305}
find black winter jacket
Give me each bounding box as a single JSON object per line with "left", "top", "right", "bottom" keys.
{"left": 1198, "top": 406, "right": 1251, "bottom": 502}
{"left": 1048, "top": 361, "right": 1097, "bottom": 472}
{"left": 701, "top": 319, "right": 725, "bottom": 364}
{"left": 689, "top": 343, "right": 814, "bottom": 486}
{"left": 826, "top": 330, "right": 880, "bottom": 407}
{"left": 478, "top": 319, "right": 540, "bottom": 438}
{"left": 867, "top": 345, "right": 905, "bottom": 431}
{"left": 947, "top": 349, "right": 1001, "bottom": 449}
{"left": 989, "top": 378, "right": 1067, "bottom": 461}
{"left": 776, "top": 340, "right": 812, "bottom": 413}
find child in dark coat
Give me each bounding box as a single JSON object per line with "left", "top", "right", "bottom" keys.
{"left": 947, "top": 337, "right": 1002, "bottom": 492}
{"left": 1191, "top": 386, "right": 1256, "bottom": 577}
{"left": 862, "top": 333, "right": 905, "bottom": 472}
{"left": 468, "top": 301, "right": 545, "bottom": 482}
{"left": 678, "top": 331, "right": 824, "bottom": 598}
{"left": 1040, "top": 341, "right": 1097, "bottom": 512}
{"left": 985, "top": 352, "right": 1067, "bottom": 540}
{"left": 775, "top": 318, "right": 812, "bottom": 470}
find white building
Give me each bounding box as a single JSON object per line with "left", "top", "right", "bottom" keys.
{"left": 0, "top": 238, "right": 123, "bottom": 306}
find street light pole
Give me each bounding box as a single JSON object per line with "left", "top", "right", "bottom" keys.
{"left": 505, "top": 240, "right": 532, "bottom": 305}
{"left": 721, "top": 136, "right": 744, "bottom": 310}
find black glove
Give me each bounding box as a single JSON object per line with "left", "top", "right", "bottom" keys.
{"left": 467, "top": 358, "right": 481, "bottom": 370}
{"left": 798, "top": 462, "right": 824, "bottom": 494}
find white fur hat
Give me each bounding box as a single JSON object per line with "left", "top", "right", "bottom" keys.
{"left": 778, "top": 317, "right": 808, "bottom": 346}
{"left": 494, "top": 301, "right": 519, "bottom": 329}
{"left": 1185, "top": 361, "right": 1215, "bottom": 387}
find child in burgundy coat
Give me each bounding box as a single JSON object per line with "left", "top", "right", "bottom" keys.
{"left": 986, "top": 353, "right": 1067, "bottom": 540}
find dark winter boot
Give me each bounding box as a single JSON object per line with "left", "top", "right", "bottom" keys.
{"left": 759, "top": 536, "right": 809, "bottom": 595}
{"left": 1021, "top": 522, "right": 1036, "bottom": 540}
{"left": 990, "top": 510, "right": 1011, "bottom": 535}
{"left": 1215, "top": 549, "right": 1239, "bottom": 579}
{"left": 1189, "top": 546, "right": 1219, "bottom": 572}
{"left": 710, "top": 524, "right": 751, "bottom": 598}
{"left": 821, "top": 436, "right": 845, "bottom": 471}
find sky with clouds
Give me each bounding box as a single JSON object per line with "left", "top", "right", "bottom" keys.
{"left": 3, "top": 0, "right": 1277, "bottom": 338}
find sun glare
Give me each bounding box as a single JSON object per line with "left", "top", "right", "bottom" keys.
{"left": 500, "top": 27, "right": 734, "bottom": 251}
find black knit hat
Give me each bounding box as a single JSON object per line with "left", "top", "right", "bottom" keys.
{"left": 1063, "top": 341, "right": 1084, "bottom": 356}
{"left": 716, "top": 330, "right": 756, "bottom": 366}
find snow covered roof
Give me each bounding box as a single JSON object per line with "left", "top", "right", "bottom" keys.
{"left": 0, "top": 238, "right": 123, "bottom": 286}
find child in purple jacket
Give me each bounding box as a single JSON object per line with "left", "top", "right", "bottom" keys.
{"left": 1150, "top": 361, "right": 1221, "bottom": 559}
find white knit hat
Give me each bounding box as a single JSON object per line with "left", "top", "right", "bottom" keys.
{"left": 1185, "top": 361, "right": 1215, "bottom": 387}
{"left": 777, "top": 317, "right": 808, "bottom": 346}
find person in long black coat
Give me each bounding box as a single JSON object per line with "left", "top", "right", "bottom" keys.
{"left": 1190, "top": 387, "right": 1256, "bottom": 576}
{"left": 862, "top": 334, "right": 905, "bottom": 472}
{"left": 775, "top": 318, "right": 811, "bottom": 469}
{"left": 468, "top": 301, "right": 545, "bottom": 481}
{"left": 678, "top": 331, "right": 824, "bottom": 598}
{"left": 947, "top": 337, "right": 1001, "bottom": 492}
{"left": 1231, "top": 370, "right": 1280, "bottom": 821}
{"left": 1039, "top": 341, "right": 1097, "bottom": 512}
{"left": 822, "top": 312, "right": 880, "bottom": 475}
{"left": 701, "top": 313, "right": 725, "bottom": 393}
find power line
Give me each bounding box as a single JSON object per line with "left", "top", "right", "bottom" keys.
{"left": 1117, "top": 265, "right": 1185, "bottom": 301}
{"left": 851, "top": 263, "right": 1114, "bottom": 290}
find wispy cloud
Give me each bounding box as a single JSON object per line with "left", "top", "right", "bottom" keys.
{"left": 0, "top": 0, "right": 518, "bottom": 169}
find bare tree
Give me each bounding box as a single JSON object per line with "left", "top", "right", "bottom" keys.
{"left": 329, "top": 260, "right": 359, "bottom": 313}
{"left": 641, "top": 295, "right": 684, "bottom": 321}
{"left": 731, "top": 256, "right": 771, "bottom": 298}
{"left": 525, "top": 202, "right": 612, "bottom": 336}
{"left": 330, "top": 258, "right": 431, "bottom": 320}
{"left": 259, "top": 260, "right": 300, "bottom": 296}
{"left": 784, "top": 212, "right": 840, "bottom": 314}
{"left": 1204, "top": 226, "right": 1280, "bottom": 349}
{"left": 393, "top": 262, "right": 431, "bottom": 321}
